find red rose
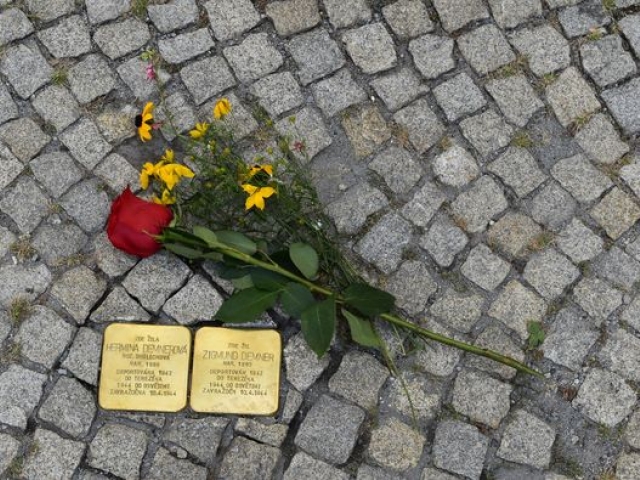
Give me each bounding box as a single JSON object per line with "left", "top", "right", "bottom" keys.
{"left": 107, "top": 187, "right": 173, "bottom": 257}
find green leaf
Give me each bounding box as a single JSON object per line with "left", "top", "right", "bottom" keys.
{"left": 342, "top": 309, "right": 381, "bottom": 348}
{"left": 527, "top": 321, "right": 545, "bottom": 349}
{"left": 201, "top": 252, "right": 223, "bottom": 261}
{"left": 250, "top": 269, "right": 288, "bottom": 291}
{"left": 161, "top": 228, "right": 207, "bottom": 247}
{"left": 301, "top": 296, "right": 335, "bottom": 357}
{"left": 231, "top": 275, "right": 253, "bottom": 290}
{"left": 280, "top": 283, "right": 315, "bottom": 318}
{"left": 163, "top": 243, "right": 203, "bottom": 259}
{"left": 289, "top": 243, "right": 319, "bottom": 280}
{"left": 192, "top": 226, "right": 218, "bottom": 247}
{"left": 343, "top": 283, "right": 395, "bottom": 317}
{"left": 216, "top": 288, "right": 279, "bottom": 323}
{"left": 215, "top": 230, "right": 257, "bottom": 255}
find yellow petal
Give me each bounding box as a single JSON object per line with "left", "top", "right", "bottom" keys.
{"left": 161, "top": 149, "right": 174, "bottom": 163}
{"left": 173, "top": 164, "right": 195, "bottom": 179}
{"left": 245, "top": 194, "right": 256, "bottom": 210}
{"left": 214, "top": 98, "right": 231, "bottom": 119}
{"left": 262, "top": 164, "right": 273, "bottom": 176}
{"left": 259, "top": 186, "right": 276, "bottom": 199}
{"left": 138, "top": 124, "right": 152, "bottom": 142}
{"left": 242, "top": 184, "right": 258, "bottom": 194}
{"left": 254, "top": 193, "right": 265, "bottom": 210}
{"left": 140, "top": 171, "right": 150, "bottom": 190}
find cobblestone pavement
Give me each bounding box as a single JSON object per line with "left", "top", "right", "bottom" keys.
{"left": 2, "top": 0, "right": 640, "bottom": 479}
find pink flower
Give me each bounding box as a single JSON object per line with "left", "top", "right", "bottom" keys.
{"left": 146, "top": 63, "right": 156, "bottom": 81}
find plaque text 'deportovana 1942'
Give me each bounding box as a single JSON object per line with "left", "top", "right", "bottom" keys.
{"left": 98, "top": 324, "right": 192, "bottom": 412}
{"left": 190, "top": 327, "right": 281, "bottom": 415}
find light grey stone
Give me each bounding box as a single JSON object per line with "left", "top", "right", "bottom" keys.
{"left": 599, "top": 328, "right": 640, "bottom": 382}
{"left": 432, "top": 0, "right": 489, "bottom": 32}
{"left": 287, "top": 28, "right": 344, "bottom": 85}
{"left": 469, "top": 323, "right": 525, "bottom": 379}
{"left": 618, "top": 453, "right": 640, "bottom": 480}
{"left": 489, "top": 0, "right": 542, "bottom": 28}
{"left": 284, "top": 332, "right": 330, "bottom": 391}
{"left": 91, "top": 286, "right": 150, "bottom": 323}
{"left": 342, "top": 105, "right": 391, "bottom": 158}
{"left": 497, "top": 410, "right": 555, "bottom": 469}
{"left": 148, "top": 0, "right": 198, "bottom": 33}
{"left": 602, "top": 77, "right": 640, "bottom": 135}
{"left": 94, "top": 153, "right": 140, "bottom": 193}
{"left": 158, "top": 28, "right": 213, "bottom": 64}
{"left": 0, "top": 177, "right": 49, "bottom": 233}
{"left": 0, "top": 8, "right": 33, "bottom": 47}
{"left": 529, "top": 182, "right": 577, "bottom": 231}
{"left": 325, "top": 183, "right": 388, "bottom": 234}
{"left": 23, "top": 429, "right": 84, "bottom": 480}
{"left": 85, "top": 0, "right": 129, "bottom": 24}
{"left": 590, "top": 187, "right": 640, "bottom": 240}
{"left": 369, "top": 146, "right": 421, "bottom": 194}
{"left": 88, "top": 424, "right": 148, "bottom": 479}
{"left": 68, "top": 54, "right": 116, "bottom": 104}
{"left": 551, "top": 154, "right": 612, "bottom": 203}
{"left": 489, "top": 147, "right": 547, "bottom": 198}
{"left": 573, "top": 368, "right": 636, "bottom": 427}
{"left": 0, "top": 143, "right": 22, "bottom": 190}
{"left": 0, "top": 432, "right": 20, "bottom": 475}
{"left": 59, "top": 179, "right": 111, "bottom": 233}
{"left": 0, "top": 227, "right": 16, "bottom": 261}
{"left": 312, "top": 69, "right": 367, "bottom": 117}
{"left": 0, "top": 263, "right": 51, "bottom": 308}
{"left": 393, "top": 98, "right": 445, "bottom": 153}
{"left": 433, "top": 145, "right": 479, "bottom": 188}
{"left": 580, "top": 35, "right": 636, "bottom": 88}
{"left": 146, "top": 448, "right": 207, "bottom": 480}
{"left": 509, "top": 24, "right": 570, "bottom": 76}
{"left": 460, "top": 109, "right": 513, "bottom": 157}
{"left": 219, "top": 437, "right": 280, "bottom": 480}
{"left": 575, "top": 113, "right": 629, "bottom": 165}
{"left": 413, "top": 319, "right": 462, "bottom": 376}
{"left": 558, "top": 0, "right": 611, "bottom": 38}
{"left": 163, "top": 274, "right": 223, "bottom": 325}
{"left": 32, "top": 222, "right": 87, "bottom": 267}
{"left": 156, "top": 91, "right": 197, "bottom": 139}
{"left": 387, "top": 260, "right": 437, "bottom": 314}
{"left": 544, "top": 307, "right": 599, "bottom": 370}
{"left": 39, "top": 377, "right": 95, "bottom": 438}
{"left": 16, "top": 306, "right": 75, "bottom": 368}
{"left": 556, "top": 219, "right": 603, "bottom": 263}
{"left": 574, "top": 276, "right": 622, "bottom": 321}
{"left": 251, "top": 72, "right": 304, "bottom": 118}
{"left": 38, "top": 15, "right": 91, "bottom": 58}
{"left": 51, "top": 266, "right": 107, "bottom": 323}
{"left": 266, "top": 0, "right": 321, "bottom": 36}
{"left": 370, "top": 68, "right": 425, "bottom": 112}
{"left": 0, "top": 365, "right": 46, "bottom": 430}
{"left": 620, "top": 13, "right": 640, "bottom": 57}
{"left": 0, "top": 118, "right": 49, "bottom": 163}
{"left": 593, "top": 246, "right": 640, "bottom": 291}
{"left": 224, "top": 33, "right": 283, "bottom": 84}
{"left": 383, "top": 0, "right": 434, "bottom": 39}
{"left": 487, "top": 212, "right": 542, "bottom": 258}
{"left": 486, "top": 75, "right": 543, "bottom": 128}
{"left": 621, "top": 295, "right": 640, "bottom": 331}
{"left": 625, "top": 411, "right": 640, "bottom": 449}
{"left": 280, "top": 388, "right": 303, "bottom": 423}
{"left": 453, "top": 369, "right": 512, "bottom": 428}
{"left": 323, "top": 0, "right": 371, "bottom": 29}
{"left": 285, "top": 452, "right": 349, "bottom": 480}
{"left": 32, "top": 86, "right": 80, "bottom": 132}
{"left": 451, "top": 176, "right": 509, "bottom": 233}
{"left": 383, "top": 374, "right": 441, "bottom": 422}
{"left": 27, "top": 0, "right": 75, "bottom": 22}
{"left": 462, "top": 244, "right": 510, "bottom": 292}
{"left": 458, "top": 24, "right": 515, "bottom": 75}
{"left": 524, "top": 249, "right": 580, "bottom": 299}
{"left": 431, "top": 290, "right": 483, "bottom": 333}
{"left": 0, "top": 44, "right": 53, "bottom": 99}
{"left": 420, "top": 215, "right": 468, "bottom": 268}
{"left": 409, "top": 34, "right": 455, "bottom": 80}
{"left": 30, "top": 152, "right": 82, "bottom": 198}
{"left": 118, "top": 57, "right": 162, "bottom": 100}
{"left": 546, "top": 0, "right": 582, "bottom": 6}
{"left": 433, "top": 421, "right": 489, "bottom": 480}
{"left": 355, "top": 213, "right": 413, "bottom": 273}
{"left": 329, "top": 351, "right": 389, "bottom": 409}
{"left": 489, "top": 280, "right": 546, "bottom": 340}
{"left": 0, "top": 84, "right": 18, "bottom": 126}
{"left": 95, "top": 18, "right": 150, "bottom": 60}
{"left": 62, "top": 327, "right": 102, "bottom": 385}
{"left": 343, "top": 23, "right": 397, "bottom": 74}
{"left": 368, "top": 418, "right": 425, "bottom": 471}
{"left": 620, "top": 161, "right": 640, "bottom": 199}
{"left": 164, "top": 417, "right": 229, "bottom": 464}
{"left": 276, "top": 107, "right": 331, "bottom": 160}
{"left": 235, "top": 418, "right": 288, "bottom": 447}
{"left": 546, "top": 67, "right": 601, "bottom": 127}
{"left": 401, "top": 181, "right": 445, "bottom": 227}
{"left": 420, "top": 468, "right": 458, "bottom": 480}
{"left": 433, "top": 73, "right": 486, "bottom": 121}
{"left": 93, "top": 232, "right": 137, "bottom": 278}
{"left": 205, "top": 0, "right": 260, "bottom": 41}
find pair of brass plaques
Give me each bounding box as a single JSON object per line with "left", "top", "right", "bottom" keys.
{"left": 98, "top": 324, "right": 281, "bottom": 415}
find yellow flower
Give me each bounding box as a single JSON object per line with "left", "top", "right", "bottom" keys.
{"left": 135, "top": 102, "right": 154, "bottom": 142}
{"left": 139, "top": 162, "right": 157, "bottom": 190}
{"left": 242, "top": 184, "right": 276, "bottom": 211}
{"left": 156, "top": 163, "right": 195, "bottom": 190}
{"left": 160, "top": 148, "right": 174, "bottom": 164}
{"left": 153, "top": 189, "right": 176, "bottom": 205}
{"left": 214, "top": 98, "right": 231, "bottom": 119}
{"left": 248, "top": 164, "right": 274, "bottom": 178}
{"left": 189, "top": 122, "right": 210, "bottom": 140}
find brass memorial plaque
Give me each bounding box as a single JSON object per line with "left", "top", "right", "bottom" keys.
{"left": 98, "top": 324, "right": 191, "bottom": 412}
{"left": 190, "top": 328, "right": 281, "bottom": 415}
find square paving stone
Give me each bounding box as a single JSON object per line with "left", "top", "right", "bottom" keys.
{"left": 544, "top": 307, "right": 599, "bottom": 370}
{"left": 486, "top": 75, "right": 544, "bottom": 128}
{"left": 32, "top": 85, "right": 80, "bottom": 132}
{"left": 594, "top": 246, "right": 640, "bottom": 291}
{"left": 0, "top": 364, "right": 47, "bottom": 430}
{"left": 528, "top": 182, "right": 577, "bottom": 231}
{"left": 68, "top": 54, "right": 116, "bottom": 104}
{"left": 368, "top": 417, "right": 425, "bottom": 471}
{"left": 573, "top": 276, "right": 622, "bottom": 321}
{"left": 370, "top": 68, "right": 425, "bottom": 112}
{"left": 85, "top": 0, "right": 129, "bottom": 24}
{"left": 488, "top": 147, "right": 547, "bottom": 198}
{"left": 487, "top": 212, "right": 542, "bottom": 258}
{"left": 51, "top": 265, "right": 107, "bottom": 323}
{"left": 409, "top": 34, "right": 455, "bottom": 80}
{"left": 489, "top": 279, "right": 546, "bottom": 340}
{"left": 147, "top": 448, "right": 207, "bottom": 480}
{"left": 224, "top": 33, "right": 284, "bottom": 84}
{"left": 433, "top": 421, "right": 489, "bottom": 480}
{"left": 342, "top": 105, "right": 391, "bottom": 158}
{"left": 38, "top": 377, "right": 95, "bottom": 438}
{"left": 524, "top": 249, "right": 580, "bottom": 299}
{"left": 430, "top": 289, "right": 483, "bottom": 333}
{"left": 508, "top": 24, "right": 570, "bottom": 77}
{"left": 123, "top": 251, "right": 191, "bottom": 312}
{"left": 551, "top": 154, "right": 612, "bottom": 203}
{"left": 266, "top": 0, "right": 321, "bottom": 37}
{"left": 469, "top": 323, "right": 525, "bottom": 380}
{"left": 163, "top": 274, "right": 223, "bottom": 325}
{"left": 558, "top": 0, "right": 611, "bottom": 38}
{"left": 420, "top": 215, "right": 468, "bottom": 267}
{"left": 368, "top": 146, "right": 422, "bottom": 194}
{"left": 38, "top": 15, "right": 91, "bottom": 59}
{"left": 93, "top": 232, "right": 137, "bottom": 278}
{"left": 383, "top": 0, "right": 434, "bottom": 39}
{"left": 580, "top": 35, "right": 636, "bottom": 88}
{"left": 95, "top": 18, "right": 151, "bottom": 60}
{"left": 401, "top": 181, "right": 446, "bottom": 227}
{"left": 26, "top": 0, "right": 75, "bottom": 22}
{"left": 343, "top": 23, "right": 397, "bottom": 75}
{"left": 625, "top": 411, "right": 640, "bottom": 449}
{"left": 275, "top": 106, "right": 331, "bottom": 160}
{"left": 251, "top": 72, "right": 304, "bottom": 118}
{"left": 23, "top": 429, "right": 84, "bottom": 480}
{"left": 619, "top": 160, "right": 640, "bottom": 198}
{"left": 602, "top": 77, "right": 640, "bottom": 135}
{"left": 575, "top": 113, "right": 629, "bottom": 165}
{"left": 157, "top": 28, "right": 213, "bottom": 65}
{"left": 460, "top": 109, "right": 513, "bottom": 157}
{"left": 323, "top": 0, "right": 371, "bottom": 29}
{"left": 572, "top": 368, "right": 636, "bottom": 427}
{"left": 590, "top": 187, "right": 640, "bottom": 239}
{"left": 0, "top": 84, "right": 18, "bottom": 126}
{"left": 148, "top": 0, "right": 198, "bottom": 33}
{"left": 432, "top": 145, "right": 479, "bottom": 188}
{"left": 489, "top": 0, "right": 542, "bottom": 28}
{"left": 285, "top": 452, "right": 349, "bottom": 480}
{"left": 30, "top": 152, "right": 82, "bottom": 198}
{"left": 393, "top": 98, "right": 445, "bottom": 154}
{"left": 451, "top": 176, "right": 509, "bottom": 233}
{"left": 0, "top": 263, "right": 52, "bottom": 309}
{"left": 432, "top": 0, "right": 489, "bottom": 32}
{"left": 0, "top": 8, "right": 33, "bottom": 47}
{"left": 164, "top": 417, "right": 229, "bottom": 464}
{"left": 312, "top": 69, "right": 367, "bottom": 117}
{"left": 90, "top": 286, "right": 149, "bottom": 323}
{"left": 452, "top": 369, "right": 512, "bottom": 428}
{"left": 433, "top": 73, "right": 486, "bottom": 121}
{"left": 0, "top": 226, "right": 16, "bottom": 262}
{"left": 497, "top": 410, "right": 555, "bottom": 469}
{"left": 62, "top": 327, "right": 101, "bottom": 385}
{"left": 458, "top": 24, "right": 515, "bottom": 76}
{"left": 235, "top": 419, "right": 288, "bottom": 447}
{"left": 355, "top": 213, "right": 413, "bottom": 273}
{"left": 0, "top": 118, "right": 50, "bottom": 163}
{"left": 329, "top": 351, "right": 389, "bottom": 409}
{"left": 387, "top": 263, "right": 437, "bottom": 315}
{"left": 287, "top": 28, "right": 344, "bottom": 86}
{"left": 16, "top": 306, "right": 75, "bottom": 368}
{"left": 205, "top": 0, "right": 260, "bottom": 41}
{"left": 61, "top": 118, "right": 112, "bottom": 170}
{"left": 546, "top": 67, "right": 601, "bottom": 127}
{"left": 219, "top": 437, "right": 281, "bottom": 480}
{"left": 420, "top": 468, "right": 458, "bottom": 480}
{"left": 284, "top": 332, "right": 330, "bottom": 391}
{"left": 60, "top": 179, "right": 111, "bottom": 233}
{"left": 94, "top": 153, "right": 140, "bottom": 193}
{"left": 0, "top": 433, "right": 19, "bottom": 474}
{"left": 383, "top": 374, "right": 442, "bottom": 422}
{"left": 412, "top": 319, "right": 462, "bottom": 376}
{"left": 326, "top": 183, "right": 388, "bottom": 234}
{"left": 556, "top": 218, "right": 603, "bottom": 263}
{"left": 118, "top": 57, "right": 162, "bottom": 100}
{"left": 461, "top": 244, "right": 510, "bottom": 292}
{"left": 157, "top": 91, "right": 197, "bottom": 139}
{"left": 32, "top": 223, "right": 88, "bottom": 266}
{"left": 0, "top": 177, "right": 49, "bottom": 233}
{"left": 617, "top": 453, "right": 640, "bottom": 480}
{"left": 598, "top": 328, "right": 640, "bottom": 382}
{"left": 295, "top": 394, "right": 365, "bottom": 464}
{"left": 620, "top": 13, "right": 640, "bottom": 56}
{"left": 0, "top": 44, "right": 52, "bottom": 99}
{"left": 88, "top": 424, "right": 148, "bottom": 479}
